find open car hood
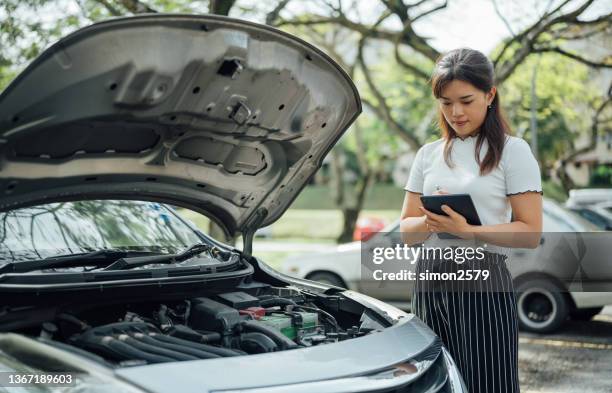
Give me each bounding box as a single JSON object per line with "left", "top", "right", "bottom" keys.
{"left": 0, "top": 14, "right": 361, "bottom": 237}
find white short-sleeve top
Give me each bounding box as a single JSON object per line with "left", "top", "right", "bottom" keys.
{"left": 404, "top": 135, "right": 542, "bottom": 226}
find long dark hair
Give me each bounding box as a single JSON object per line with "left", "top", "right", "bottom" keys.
{"left": 431, "top": 48, "right": 511, "bottom": 175}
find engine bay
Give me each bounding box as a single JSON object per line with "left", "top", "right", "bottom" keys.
{"left": 2, "top": 285, "right": 386, "bottom": 368}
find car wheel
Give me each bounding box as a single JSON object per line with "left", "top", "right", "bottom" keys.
{"left": 570, "top": 306, "right": 603, "bottom": 321}
{"left": 516, "top": 279, "right": 569, "bottom": 333}
{"left": 306, "top": 272, "right": 346, "bottom": 288}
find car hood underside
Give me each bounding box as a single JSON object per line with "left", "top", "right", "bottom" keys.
{"left": 0, "top": 14, "right": 361, "bottom": 237}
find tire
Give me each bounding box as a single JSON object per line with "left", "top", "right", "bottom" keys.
{"left": 570, "top": 306, "right": 603, "bottom": 321}
{"left": 515, "top": 279, "right": 569, "bottom": 333}
{"left": 306, "top": 272, "right": 346, "bottom": 288}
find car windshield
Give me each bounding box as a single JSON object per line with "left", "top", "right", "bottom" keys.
{"left": 0, "top": 200, "right": 203, "bottom": 262}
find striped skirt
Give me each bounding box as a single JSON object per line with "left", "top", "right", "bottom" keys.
{"left": 411, "top": 251, "right": 520, "bottom": 393}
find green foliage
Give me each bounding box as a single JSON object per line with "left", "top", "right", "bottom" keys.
{"left": 502, "top": 53, "right": 601, "bottom": 173}
{"left": 356, "top": 51, "right": 438, "bottom": 146}
{"left": 0, "top": 0, "right": 215, "bottom": 92}
{"left": 590, "top": 165, "right": 612, "bottom": 187}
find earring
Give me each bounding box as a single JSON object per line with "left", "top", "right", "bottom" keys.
{"left": 487, "top": 104, "right": 492, "bottom": 109}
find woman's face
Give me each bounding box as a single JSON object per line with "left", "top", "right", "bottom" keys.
{"left": 438, "top": 79, "right": 495, "bottom": 138}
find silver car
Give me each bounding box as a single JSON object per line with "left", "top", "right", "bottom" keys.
{"left": 0, "top": 15, "right": 465, "bottom": 392}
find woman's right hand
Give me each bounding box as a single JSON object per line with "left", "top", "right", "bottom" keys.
{"left": 399, "top": 192, "right": 432, "bottom": 245}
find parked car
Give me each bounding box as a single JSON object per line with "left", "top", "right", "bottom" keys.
{"left": 280, "top": 198, "right": 612, "bottom": 333}
{"left": 565, "top": 188, "right": 612, "bottom": 230}
{"left": 353, "top": 216, "right": 388, "bottom": 241}
{"left": 0, "top": 15, "right": 466, "bottom": 393}
{"left": 566, "top": 188, "right": 612, "bottom": 208}
{"left": 567, "top": 201, "right": 612, "bottom": 231}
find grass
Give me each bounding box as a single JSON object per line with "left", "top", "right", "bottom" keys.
{"left": 270, "top": 209, "right": 399, "bottom": 239}
{"left": 290, "top": 184, "right": 405, "bottom": 210}
{"left": 177, "top": 183, "right": 404, "bottom": 241}
{"left": 179, "top": 208, "right": 399, "bottom": 241}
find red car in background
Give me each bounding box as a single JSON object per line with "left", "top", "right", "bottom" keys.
{"left": 353, "top": 216, "right": 387, "bottom": 241}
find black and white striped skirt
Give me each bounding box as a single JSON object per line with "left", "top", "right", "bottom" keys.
{"left": 411, "top": 251, "right": 520, "bottom": 393}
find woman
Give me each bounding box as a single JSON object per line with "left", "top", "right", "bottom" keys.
{"left": 400, "top": 48, "right": 542, "bottom": 393}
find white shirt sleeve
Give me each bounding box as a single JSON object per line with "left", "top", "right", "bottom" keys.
{"left": 504, "top": 138, "right": 543, "bottom": 196}
{"left": 404, "top": 146, "right": 425, "bottom": 193}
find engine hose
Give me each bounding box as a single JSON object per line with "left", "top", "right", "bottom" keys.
{"left": 195, "top": 331, "right": 222, "bottom": 343}
{"left": 167, "top": 324, "right": 221, "bottom": 343}
{"left": 259, "top": 298, "right": 297, "bottom": 308}
{"left": 239, "top": 332, "right": 278, "bottom": 353}
{"left": 57, "top": 313, "right": 90, "bottom": 331}
{"left": 240, "top": 320, "right": 298, "bottom": 350}
{"left": 37, "top": 337, "right": 110, "bottom": 366}
{"left": 105, "top": 338, "right": 175, "bottom": 363}
{"left": 151, "top": 333, "right": 245, "bottom": 357}
{"left": 136, "top": 334, "right": 220, "bottom": 359}
{"left": 118, "top": 335, "right": 198, "bottom": 361}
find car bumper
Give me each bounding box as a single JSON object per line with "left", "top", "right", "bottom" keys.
{"left": 571, "top": 292, "right": 612, "bottom": 308}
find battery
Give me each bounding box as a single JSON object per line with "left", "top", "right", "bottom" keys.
{"left": 259, "top": 312, "right": 318, "bottom": 340}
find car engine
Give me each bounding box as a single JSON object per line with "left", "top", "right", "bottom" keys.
{"left": 12, "top": 287, "right": 379, "bottom": 367}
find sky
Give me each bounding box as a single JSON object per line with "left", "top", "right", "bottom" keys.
{"left": 273, "top": 0, "right": 516, "bottom": 54}
{"left": 273, "top": 0, "right": 610, "bottom": 55}
{"left": 409, "top": 0, "right": 519, "bottom": 53}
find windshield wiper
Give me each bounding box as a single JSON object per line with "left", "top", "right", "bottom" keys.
{"left": 102, "top": 243, "right": 231, "bottom": 271}
{"left": 0, "top": 249, "right": 165, "bottom": 274}
{"left": 0, "top": 244, "right": 233, "bottom": 275}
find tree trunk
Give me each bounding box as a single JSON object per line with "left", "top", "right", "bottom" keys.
{"left": 209, "top": 0, "right": 236, "bottom": 15}
{"left": 337, "top": 208, "right": 359, "bottom": 243}
{"left": 555, "top": 161, "right": 576, "bottom": 192}
{"left": 336, "top": 171, "right": 373, "bottom": 243}
{"left": 330, "top": 149, "right": 344, "bottom": 207}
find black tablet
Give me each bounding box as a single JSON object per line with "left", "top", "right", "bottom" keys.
{"left": 420, "top": 194, "right": 482, "bottom": 226}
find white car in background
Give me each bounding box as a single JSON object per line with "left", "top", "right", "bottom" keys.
{"left": 280, "top": 198, "right": 612, "bottom": 333}
{"left": 565, "top": 189, "right": 612, "bottom": 230}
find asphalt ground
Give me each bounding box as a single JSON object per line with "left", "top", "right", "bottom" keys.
{"left": 518, "top": 306, "right": 612, "bottom": 392}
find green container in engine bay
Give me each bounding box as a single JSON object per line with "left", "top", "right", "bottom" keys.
{"left": 259, "top": 312, "right": 318, "bottom": 340}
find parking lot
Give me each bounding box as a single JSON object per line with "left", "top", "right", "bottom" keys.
{"left": 519, "top": 306, "right": 612, "bottom": 392}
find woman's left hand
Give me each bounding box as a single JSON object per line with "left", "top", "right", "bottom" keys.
{"left": 419, "top": 205, "right": 475, "bottom": 240}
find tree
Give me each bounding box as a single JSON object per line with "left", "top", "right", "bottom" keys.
{"left": 2, "top": 0, "right": 610, "bottom": 242}
{"left": 502, "top": 53, "right": 607, "bottom": 176}
{"left": 274, "top": 1, "right": 609, "bottom": 239}
{"left": 0, "top": 0, "right": 294, "bottom": 90}
{"left": 276, "top": 0, "right": 610, "bottom": 149}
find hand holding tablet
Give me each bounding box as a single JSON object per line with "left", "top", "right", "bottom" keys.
{"left": 420, "top": 193, "right": 482, "bottom": 225}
